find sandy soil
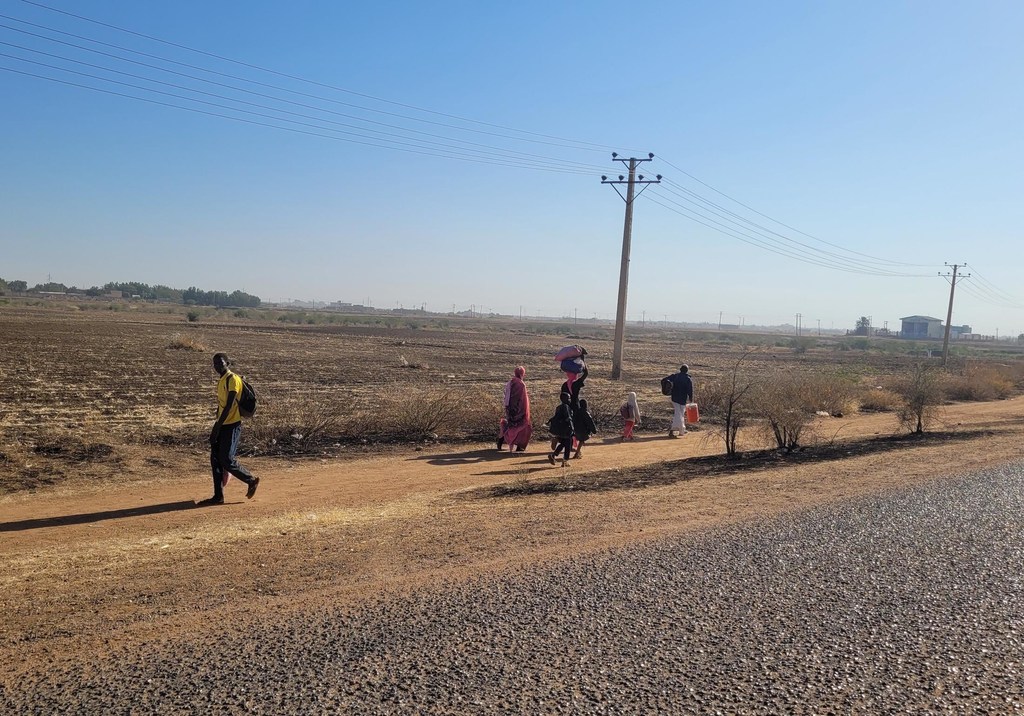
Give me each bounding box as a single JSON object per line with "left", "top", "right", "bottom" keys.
{"left": 2, "top": 398, "right": 1023, "bottom": 683}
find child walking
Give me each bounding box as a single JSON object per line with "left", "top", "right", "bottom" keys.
{"left": 620, "top": 392, "right": 641, "bottom": 440}
{"left": 572, "top": 398, "right": 598, "bottom": 459}
{"left": 546, "top": 391, "right": 576, "bottom": 466}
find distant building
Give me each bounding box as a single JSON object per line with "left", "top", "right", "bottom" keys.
{"left": 899, "top": 316, "right": 973, "bottom": 340}
{"left": 900, "top": 315, "right": 944, "bottom": 339}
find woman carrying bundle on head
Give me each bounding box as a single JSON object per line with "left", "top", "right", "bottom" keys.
{"left": 497, "top": 366, "right": 533, "bottom": 452}
{"left": 555, "top": 344, "right": 588, "bottom": 396}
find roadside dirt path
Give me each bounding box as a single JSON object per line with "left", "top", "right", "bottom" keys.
{"left": 2, "top": 399, "right": 1023, "bottom": 682}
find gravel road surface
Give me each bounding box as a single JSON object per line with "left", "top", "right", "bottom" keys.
{"left": 6, "top": 465, "right": 1023, "bottom": 714}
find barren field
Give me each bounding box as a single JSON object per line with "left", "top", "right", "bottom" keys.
{"left": 0, "top": 305, "right": 947, "bottom": 493}
{"left": 3, "top": 304, "right": 1024, "bottom": 708}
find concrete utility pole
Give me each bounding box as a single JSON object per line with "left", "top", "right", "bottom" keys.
{"left": 940, "top": 263, "right": 970, "bottom": 366}
{"left": 602, "top": 153, "right": 661, "bottom": 380}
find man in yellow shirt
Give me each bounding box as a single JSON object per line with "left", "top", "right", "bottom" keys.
{"left": 199, "top": 352, "right": 259, "bottom": 505}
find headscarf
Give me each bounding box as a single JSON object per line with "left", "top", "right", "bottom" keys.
{"left": 504, "top": 366, "right": 526, "bottom": 407}
{"left": 626, "top": 392, "right": 640, "bottom": 419}
{"left": 504, "top": 367, "right": 530, "bottom": 425}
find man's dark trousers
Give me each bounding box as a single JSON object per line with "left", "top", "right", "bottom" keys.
{"left": 210, "top": 422, "right": 256, "bottom": 499}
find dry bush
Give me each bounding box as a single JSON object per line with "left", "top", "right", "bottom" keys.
{"left": 747, "top": 372, "right": 856, "bottom": 451}
{"left": 858, "top": 386, "right": 902, "bottom": 412}
{"left": 751, "top": 373, "right": 811, "bottom": 452}
{"left": 368, "top": 386, "right": 483, "bottom": 440}
{"left": 807, "top": 373, "right": 857, "bottom": 416}
{"left": 699, "top": 353, "right": 759, "bottom": 456}
{"left": 168, "top": 333, "right": 207, "bottom": 352}
{"left": 451, "top": 388, "right": 503, "bottom": 439}
{"left": 398, "top": 355, "right": 430, "bottom": 370}
{"left": 943, "top": 363, "right": 1016, "bottom": 401}
{"left": 894, "top": 363, "right": 944, "bottom": 434}
{"left": 245, "top": 390, "right": 352, "bottom": 454}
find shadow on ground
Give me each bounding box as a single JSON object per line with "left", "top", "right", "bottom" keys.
{"left": 456, "top": 429, "right": 999, "bottom": 500}
{"left": 0, "top": 500, "right": 199, "bottom": 532}
{"left": 411, "top": 448, "right": 517, "bottom": 466}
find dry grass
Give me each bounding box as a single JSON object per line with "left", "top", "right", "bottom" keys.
{"left": 167, "top": 333, "right": 207, "bottom": 352}
{"left": 364, "top": 385, "right": 498, "bottom": 440}
{"left": 943, "top": 363, "right": 1017, "bottom": 401}
{"left": 857, "top": 386, "right": 902, "bottom": 412}
{"left": 245, "top": 390, "right": 353, "bottom": 454}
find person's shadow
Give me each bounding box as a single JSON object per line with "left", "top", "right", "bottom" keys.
{"left": 0, "top": 500, "right": 200, "bottom": 533}
{"left": 412, "top": 448, "right": 522, "bottom": 466}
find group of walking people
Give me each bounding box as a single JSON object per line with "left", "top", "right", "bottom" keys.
{"left": 496, "top": 348, "right": 696, "bottom": 467}
{"left": 205, "top": 348, "right": 698, "bottom": 502}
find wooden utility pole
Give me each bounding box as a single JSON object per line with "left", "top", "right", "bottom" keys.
{"left": 602, "top": 153, "right": 661, "bottom": 380}
{"left": 940, "top": 263, "right": 970, "bottom": 366}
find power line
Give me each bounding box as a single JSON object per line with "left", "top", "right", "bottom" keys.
{"left": 659, "top": 177, "right": 933, "bottom": 270}
{"left": 652, "top": 182, "right": 928, "bottom": 276}
{"left": 1, "top": 9, "right": 621, "bottom": 154}
{"left": 0, "top": 50, "right": 609, "bottom": 173}
{"left": 956, "top": 280, "right": 1024, "bottom": 310}
{"left": 657, "top": 157, "right": 933, "bottom": 269}
{"left": 0, "top": 38, "right": 612, "bottom": 174}
{"left": 0, "top": 64, "right": 603, "bottom": 173}
{"left": 643, "top": 189, "right": 932, "bottom": 277}
{"left": 18, "top": 0, "right": 626, "bottom": 151}
{"left": 644, "top": 191, "right": 887, "bottom": 274}
{"left": 963, "top": 264, "right": 1024, "bottom": 307}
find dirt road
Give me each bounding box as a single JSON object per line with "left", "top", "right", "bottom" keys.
{"left": 2, "top": 399, "right": 1023, "bottom": 692}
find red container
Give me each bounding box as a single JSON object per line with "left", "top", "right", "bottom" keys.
{"left": 685, "top": 402, "right": 700, "bottom": 424}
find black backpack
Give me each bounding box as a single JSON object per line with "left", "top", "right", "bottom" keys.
{"left": 237, "top": 375, "right": 258, "bottom": 418}
{"left": 660, "top": 377, "right": 673, "bottom": 396}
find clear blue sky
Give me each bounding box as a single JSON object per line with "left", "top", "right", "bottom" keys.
{"left": 2, "top": 1, "right": 1022, "bottom": 335}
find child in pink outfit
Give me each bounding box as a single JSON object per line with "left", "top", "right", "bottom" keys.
{"left": 620, "top": 392, "right": 641, "bottom": 440}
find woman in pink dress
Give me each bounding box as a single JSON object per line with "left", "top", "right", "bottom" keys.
{"left": 497, "top": 366, "right": 533, "bottom": 452}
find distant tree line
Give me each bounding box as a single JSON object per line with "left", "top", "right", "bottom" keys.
{"left": 180, "top": 286, "right": 261, "bottom": 308}
{"left": 0, "top": 277, "right": 260, "bottom": 307}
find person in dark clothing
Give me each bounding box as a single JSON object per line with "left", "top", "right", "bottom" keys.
{"left": 546, "top": 391, "right": 575, "bottom": 466}
{"left": 550, "top": 365, "right": 590, "bottom": 453}
{"left": 200, "top": 352, "right": 259, "bottom": 505}
{"left": 663, "top": 363, "right": 695, "bottom": 437}
{"left": 560, "top": 365, "right": 588, "bottom": 411}
{"left": 572, "top": 398, "right": 598, "bottom": 459}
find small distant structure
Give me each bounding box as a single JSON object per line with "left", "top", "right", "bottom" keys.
{"left": 900, "top": 315, "right": 944, "bottom": 339}
{"left": 900, "top": 316, "right": 973, "bottom": 340}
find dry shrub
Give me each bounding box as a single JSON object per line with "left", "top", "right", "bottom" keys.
{"left": 433, "top": 386, "right": 502, "bottom": 439}
{"left": 811, "top": 373, "right": 857, "bottom": 415}
{"left": 699, "top": 355, "right": 759, "bottom": 456}
{"left": 751, "top": 373, "right": 809, "bottom": 451}
{"left": 168, "top": 333, "right": 207, "bottom": 352}
{"left": 894, "top": 363, "right": 944, "bottom": 434}
{"left": 943, "top": 363, "right": 1016, "bottom": 401}
{"left": 369, "top": 386, "right": 491, "bottom": 439}
{"left": 246, "top": 390, "right": 352, "bottom": 454}
{"left": 398, "top": 355, "right": 430, "bottom": 370}
{"left": 752, "top": 372, "right": 855, "bottom": 451}
{"left": 858, "top": 387, "right": 901, "bottom": 412}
